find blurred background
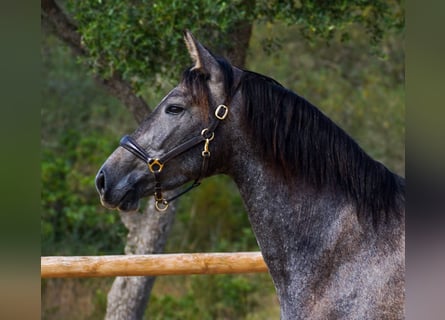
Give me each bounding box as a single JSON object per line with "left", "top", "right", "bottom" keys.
{"left": 41, "top": 1, "right": 404, "bottom": 319}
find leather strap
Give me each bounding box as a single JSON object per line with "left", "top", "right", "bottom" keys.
{"left": 118, "top": 78, "right": 238, "bottom": 211}
{"left": 120, "top": 135, "right": 150, "bottom": 163}
{"left": 119, "top": 106, "right": 226, "bottom": 211}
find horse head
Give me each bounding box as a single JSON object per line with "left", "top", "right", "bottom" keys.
{"left": 95, "top": 31, "right": 241, "bottom": 212}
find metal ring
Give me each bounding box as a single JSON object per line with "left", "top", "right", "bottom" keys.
{"left": 201, "top": 128, "right": 215, "bottom": 141}
{"left": 155, "top": 199, "right": 169, "bottom": 212}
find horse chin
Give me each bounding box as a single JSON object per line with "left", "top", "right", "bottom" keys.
{"left": 100, "top": 189, "right": 140, "bottom": 212}
{"left": 116, "top": 189, "right": 142, "bottom": 213}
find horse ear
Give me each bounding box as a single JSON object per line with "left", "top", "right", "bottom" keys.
{"left": 183, "top": 30, "right": 220, "bottom": 75}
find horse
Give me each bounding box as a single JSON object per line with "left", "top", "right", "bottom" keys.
{"left": 95, "top": 31, "right": 405, "bottom": 319}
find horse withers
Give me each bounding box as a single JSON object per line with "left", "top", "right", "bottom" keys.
{"left": 96, "top": 31, "right": 405, "bottom": 319}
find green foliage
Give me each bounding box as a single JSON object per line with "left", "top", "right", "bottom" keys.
{"left": 67, "top": 0, "right": 403, "bottom": 92}
{"left": 68, "top": 0, "right": 248, "bottom": 91}
{"left": 148, "top": 274, "right": 260, "bottom": 320}
{"left": 41, "top": 131, "right": 126, "bottom": 255}
{"left": 168, "top": 175, "right": 257, "bottom": 253}
{"left": 41, "top": 35, "right": 135, "bottom": 255}
{"left": 274, "top": 0, "right": 403, "bottom": 48}
{"left": 148, "top": 293, "right": 199, "bottom": 320}
{"left": 89, "top": 288, "right": 109, "bottom": 319}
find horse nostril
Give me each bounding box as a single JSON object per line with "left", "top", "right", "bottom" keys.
{"left": 96, "top": 170, "right": 106, "bottom": 196}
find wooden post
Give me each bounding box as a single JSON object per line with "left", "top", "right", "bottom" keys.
{"left": 41, "top": 252, "right": 268, "bottom": 278}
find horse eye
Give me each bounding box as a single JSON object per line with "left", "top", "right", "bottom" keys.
{"left": 165, "top": 105, "right": 184, "bottom": 115}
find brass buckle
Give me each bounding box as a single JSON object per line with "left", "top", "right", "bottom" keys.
{"left": 202, "top": 138, "right": 211, "bottom": 157}
{"left": 215, "top": 104, "right": 229, "bottom": 120}
{"left": 201, "top": 129, "right": 214, "bottom": 158}
{"left": 148, "top": 159, "right": 164, "bottom": 173}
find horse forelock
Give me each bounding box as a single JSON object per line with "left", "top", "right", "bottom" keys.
{"left": 181, "top": 67, "right": 210, "bottom": 121}
{"left": 238, "top": 70, "right": 404, "bottom": 229}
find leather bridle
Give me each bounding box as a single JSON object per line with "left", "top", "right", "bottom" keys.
{"left": 119, "top": 104, "right": 229, "bottom": 211}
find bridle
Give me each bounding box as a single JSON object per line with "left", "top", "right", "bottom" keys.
{"left": 119, "top": 104, "right": 229, "bottom": 212}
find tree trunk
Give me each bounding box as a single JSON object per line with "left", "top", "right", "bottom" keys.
{"left": 105, "top": 200, "right": 176, "bottom": 320}
{"left": 223, "top": 22, "right": 253, "bottom": 68}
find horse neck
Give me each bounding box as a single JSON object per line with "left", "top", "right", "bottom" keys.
{"left": 227, "top": 138, "right": 405, "bottom": 317}
{"left": 220, "top": 76, "right": 404, "bottom": 319}
{"left": 230, "top": 151, "right": 363, "bottom": 246}
{"left": 227, "top": 140, "right": 372, "bottom": 316}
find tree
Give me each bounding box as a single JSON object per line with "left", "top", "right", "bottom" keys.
{"left": 41, "top": 0, "right": 403, "bottom": 319}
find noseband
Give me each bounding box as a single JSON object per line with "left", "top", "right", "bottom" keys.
{"left": 119, "top": 104, "right": 229, "bottom": 211}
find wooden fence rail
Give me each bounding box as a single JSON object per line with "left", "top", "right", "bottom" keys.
{"left": 41, "top": 252, "right": 268, "bottom": 278}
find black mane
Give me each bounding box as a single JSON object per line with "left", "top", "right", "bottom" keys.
{"left": 239, "top": 70, "right": 404, "bottom": 228}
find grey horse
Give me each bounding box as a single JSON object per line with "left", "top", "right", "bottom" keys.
{"left": 96, "top": 31, "right": 405, "bottom": 319}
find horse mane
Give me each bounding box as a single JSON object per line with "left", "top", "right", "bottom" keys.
{"left": 239, "top": 69, "right": 404, "bottom": 228}
{"left": 181, "top": 54, "right": 404, "bottom": 228}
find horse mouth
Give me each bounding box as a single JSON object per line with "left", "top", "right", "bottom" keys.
{"left": 101, "top": 189, "right": 142, "bottom": 213}
{"left": 117, "top": 191, "right": 141, "bottom": 212}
